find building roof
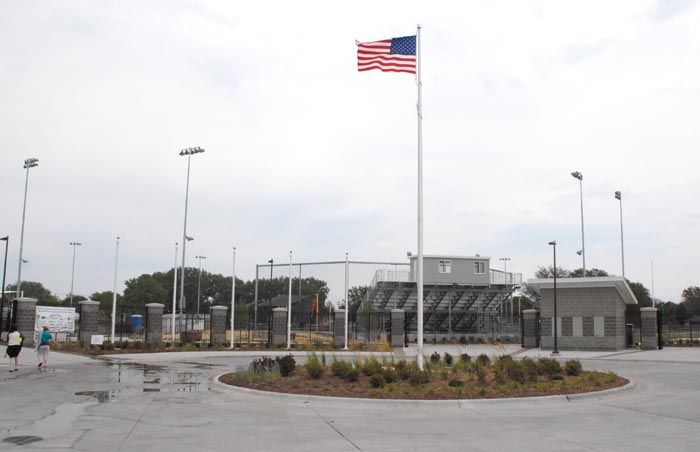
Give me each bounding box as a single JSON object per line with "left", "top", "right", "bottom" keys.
{"left": 408, "top": 254, "right": 491, "bottom": 260}
{"left": 526, "top": 276, "right": 639, "bottom": 305}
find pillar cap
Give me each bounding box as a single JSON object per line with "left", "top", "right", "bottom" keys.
{"left": 210, "top": 305, "right": 228, "bottom": 311}
{"left": 640, "top": 307, "right": 658, "bottom": 312}
{"left": 522, "top": 309, "right": 538, "bottom": 313}
{"left": 392, "top": 309, "right": 405, "bottom": 313}
{"left": 79, "top": 300, "right": 100, "bottom": 306}
{"left": 13, "top": 297, "right": 38, "bottom": 303}
{"left": 145, "top": 303, "right": 165, "bottom": 308}
{"left": 335, "top": 309, "right": 346, "bottom": 313}
{"left": 272, "top": 307, "right": 287, "bottom": 311}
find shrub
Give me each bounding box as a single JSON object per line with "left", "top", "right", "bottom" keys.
{"left": 536, "top": 358, "right": 561, "bottom": 377}
{"left": 382, "top": 368, "right": 398, "bottom": 383}
{"left": 409, "top": 369, "right": 430, "bottom": 387}
{"left": 564, "top": 360, "right": 583, "bottom": 376}
{"left": 448, "top": 379, "right": 464, "bottom": 387}
{"left": 459, "top": 336, "right": 467, "bottom": 345}
{"left": 370, "top": 373, "right": 386, "bottom": 388}
{"left": 395, "top": 360, "right": 412, "bottom": 380}
{"left": 520, "top": 358, "right": 539, "bottom": 382}
{"left": 474, "top": 364, "right": 487, "bottom": 386}
{"left": 604, "top": 371, "right": 618, "bottom": 384}
{"left": 587, "top": 372, "right": 601, "bottom": 386}
{"left": 362, "top": 356, "right": 383, "bottom": 376}
{"left": 440, "top": 371, "right": 449, "bottom": 380}
{"left": 277, "top": 354, "right": 296, "bottom": 377}
{"left": 101, "top": 340, "right": 114, "bottom": 351}
{"left": 331, "top": 359, "right": 351, "bottom": 378}
{"left": 304, "top": 353, "right": 325, "bottom": 379}
{"left": 444, "top": 352, "right": 453, "bottom": 366}
{"left": 343, "top": 366, "right": 360, "bottom": 382}
{"left": 250, "top": 357, "right": 278, "bottom": 373}
{"left": 133, "top": 341, "right": 144, "bottom": 350}
{"left": 430, "top": 351, "right": 441, "bottom": 364}
{"left": 476, "top": 354, "right": 491, "bottom": 367}
{"left": 459, "top": 353, "right": 471, "bottom": 363}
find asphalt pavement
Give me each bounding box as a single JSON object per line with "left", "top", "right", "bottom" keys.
{"left": 1, "top": 345, "right": 698, "bottom": 451}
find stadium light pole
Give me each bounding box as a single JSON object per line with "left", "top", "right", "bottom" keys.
{"left": 344, "top": 252, "right": 349, "bottom": 350}
{"left": 268, "top": 258, "right": 273, "bottom": 344}
{"left": 571, "top": 171, "right": 586, "bottom": 276}
{"left": 499, "top": 257, "right": 511, "bottom": 315}
{"left": 287, "top": 251, "right": 293, "bottom": 349}
{"left": 110, "top": 237, "right": 120, "bottom": 343}
{"left": 178, "top": 147, "right": 205, "bottom": 316}
{"left": 195, "top": 255, "right": 206, "bottom": 315}
{"left": 0, "top": 236, "right": 8, "bottom": 336}
{"left": 171, "top": 241, "right": 178, "bottom": 347}
{"left": 230, "top": 247, "right": 236, "bottom": 348}
{"left": 615, "top": 191, "right": 625, "bottom": 278}
{"left": 17, "top": 158, "right": 39, "bottom": 296}
{"left": 548, "top": 241, "right": 559, "bottom": 355}
{"left": 69, "top": 242, "right": 82, "bottom": 307}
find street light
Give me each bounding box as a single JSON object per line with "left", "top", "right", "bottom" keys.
{"left": 499, "top": 257, "right": 511, "bottom": 315}
{"left": 178, "top": 147, "right": 205, "bottom": 316}
{"left": 171, "top": 241, "right": 178, "bottom": 347}
{"left": 17, "top": 158, "right": 39, "bottom": 296}
{"left": 548, "top": 241, "right": 559, "bottom": 355}
{"left": 0, "top": 236, "right": 8, "bottom": 336}
{"left": 615, "top": 191, "right": 625, "bottom": 278}
{"left": 230, "top": 247, "right": 236, "bottom": 348}
{"left": 180, "top": 236, "right": 194, "bottom": 313}
{"left": 268, "top": 258, "right": 273, "bottom": 344}
{"left": 69, "top": 242, "right": 82, "bottom": 307}
{"left": 195, "top": 255, "right": 206, "bottom": 315}
{"left": 570, "top": 170, "right": 586, "bottom": 276}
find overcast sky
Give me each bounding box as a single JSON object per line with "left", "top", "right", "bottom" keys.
{"left": 1, "top": 0, "right": 698, "bottom": 305}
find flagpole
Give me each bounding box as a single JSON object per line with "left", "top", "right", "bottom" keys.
{"left": 416, "top": 24, "right": 424, "bottom": 371}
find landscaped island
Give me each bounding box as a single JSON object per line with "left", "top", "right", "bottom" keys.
{"left": 219, "top": 352, "right": 628, "bottom": 400}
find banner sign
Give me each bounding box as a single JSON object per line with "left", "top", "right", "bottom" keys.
{"left": 35, "top": 306, "right": 77, "bottom": 333}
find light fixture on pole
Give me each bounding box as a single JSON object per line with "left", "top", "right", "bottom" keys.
{"left": 171, "top": 241, "right": 178, "bottom": 347}
{"left": 110, "top": 237, "right": 120, "bottom": 343}
{"left": 17, "top": 158, "right": 39, "bottom": 296}
{"left": 178, "top": 147, "right": 205, "bottom": 317}
{"left": 548, "top": 241, "right": 559, "bottom": 355}
{"left": 195, "top": 255, "right": 206, "bottom": 315}
{"left": 230, "top": 247, "right": 236, "bottom": 349}
{"left": 615, "top": 191, "right": 625, "bottom": 279}
{"left": 570, "top": 170, "right": 586, "bottom": 276}
{"left": 69, "top": 242, "right": 82, "bottom": 307}
{"left": 268, "top": 258, "right": 274, "bottom": 344}
{"left": 0, "top": 236, "right": 8, "bottom": 336}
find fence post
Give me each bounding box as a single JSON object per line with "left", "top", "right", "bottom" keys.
{"left": 522, "top": 309, "right": 539, "bottom": 348}
{"left": 333, "top": 309, "right": 346, "bottom": 347}
{"left": 391, "top": 309, "right": 405, "bottom": 348}
{"left": 13, "top": 297, "right": 37, "bottom": 347}
{"left": 640, "top": 307, "right": 659, "bottom": 350}
{"left": 78, "top": 300, "right": 100, "bottom": 348}
{"left": 272, "top": 307, "right": 287, "bottom": 347}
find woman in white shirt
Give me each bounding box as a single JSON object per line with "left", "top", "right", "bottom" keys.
{"left": 6, "top": 325, "right": 22, "bottom": 372}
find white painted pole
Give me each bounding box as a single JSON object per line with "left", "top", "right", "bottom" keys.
{"left": 110, "top": 236, "right": 120, "bottom": 343}
{"left": 287, "top": 250, "right": 293, "bottom": 349}
{"left": 651, "top": 259, "right": 656, "bottom": 308}
{"left": 416, "top": 24, "right": 425, "bottom": 370}
{"left": 230, "top": 247, "right": 237, "bottom": 348}
{"left": 344, "top": 252, "right": 349, "bottom": 350}
{"left": 171, "top": 242, "right": 178, "bottom": 347}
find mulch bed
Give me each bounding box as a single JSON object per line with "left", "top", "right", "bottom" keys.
{"left": 219, "top": 367, "right": 628, "bottom": 400}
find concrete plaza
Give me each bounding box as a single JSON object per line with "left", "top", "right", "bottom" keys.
{"left": 1, "top": 345, "right": 698, "bottom": 451}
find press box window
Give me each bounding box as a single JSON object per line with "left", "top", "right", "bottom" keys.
{"left": 474, "top": 261, "right": 485, "bottom": 274}
{"left": 438, "top": 260, "right": 451, "bottom": 273}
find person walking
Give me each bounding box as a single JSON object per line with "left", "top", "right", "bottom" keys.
{"left": 6, "top": 325, "right": 23, "bottom": 372}
{"left": 37, "top": 326, "right": 53, "bottom": 369}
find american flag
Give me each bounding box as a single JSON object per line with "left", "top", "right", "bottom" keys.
{"left": 356, "top": 35, "right": 416, "bottom": 74}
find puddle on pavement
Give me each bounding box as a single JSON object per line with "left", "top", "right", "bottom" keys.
{"left": 176, "top": 361, "right": 226, "bottom": 369}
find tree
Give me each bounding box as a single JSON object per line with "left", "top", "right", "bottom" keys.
{"left": 5, "top": 281, "right": 60, "bottom": 305}
{"left": 681, "top": 286, "right": 700, "bottom": 316}
{"left": 90, "top": 291, "right": 117, "bottom": 311}
{"left": 628, "top": 281, "right": 652, "bottom": 307}
{"left": 534, "top": 266, "right": 570, "bottom": 278}
{"left": 343, "top": 285, "right": 368, "bottom": 314}
{"left": 60, "top": 294, "right": 87, "bottom": 307}
{"left": 122, "top": 274, "right": 168, "bottom": 310}
{"left": 570, "top": 268, "right": 609, "bottom": 278}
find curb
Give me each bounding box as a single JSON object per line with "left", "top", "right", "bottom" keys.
{"left": 212, "top": 373, "right": 634, "bottom": 407}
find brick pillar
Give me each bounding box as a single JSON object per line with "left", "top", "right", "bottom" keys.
{"left": 13, "top": 297, "right": 37, "bottom": 347}
{"left": 272, "top": 307, "right": 287, "bottom": 347}
{"left": 79, "top": 300, "right": 100, "bottom": 347}
{"left": 210, "top": 305, "right": 228, "bottom": 346}
{"left": 391, "top": 309, "right": 405, "bottom": 348}
{"left": 640, "top": 307, "right": 659, "bottom": 350}
{"left": 334, "top": 309, "right": 346, "bottom": 347}
{"left": 145, "top": 303, "right": 164, "bottom": 346}
{"left": 522, "top": 309, "right": 539, "bottom": 348}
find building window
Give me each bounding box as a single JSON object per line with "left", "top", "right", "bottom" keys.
{"left": 438, "top": 260, "right": 451, "bottom": 273}
{"left": 474, "top": 261, "right": 485, "bottom": 274}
